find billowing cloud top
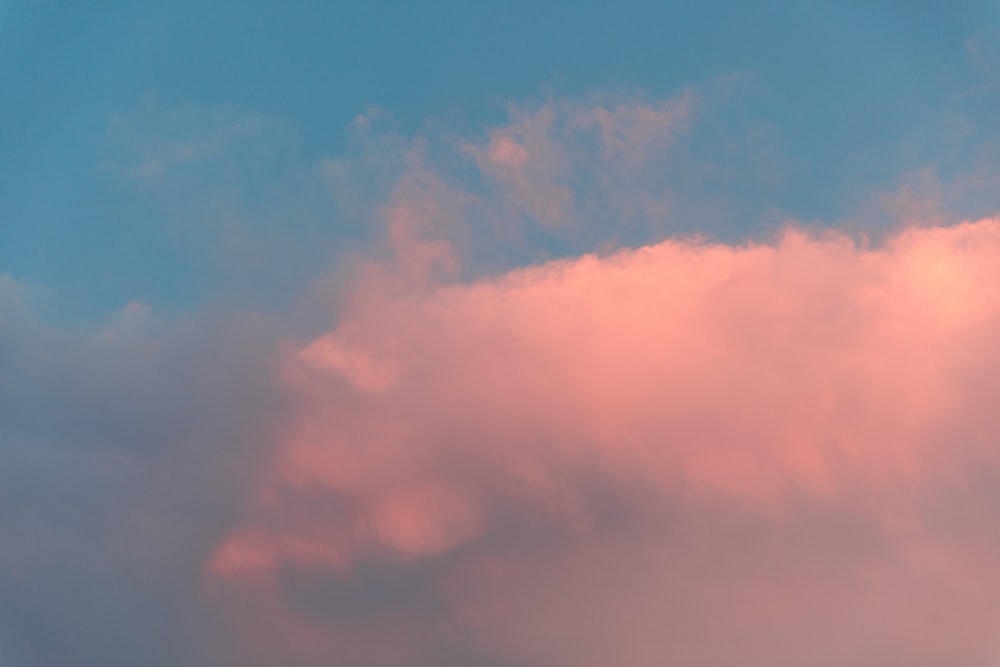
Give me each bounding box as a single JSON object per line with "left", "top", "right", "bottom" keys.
{"left": 204, "top": 216, "right": 1000, "bottom": 667}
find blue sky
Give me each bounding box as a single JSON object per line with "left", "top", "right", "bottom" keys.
{"left": 3, "top": 1, "right": 999, "bottom": 314}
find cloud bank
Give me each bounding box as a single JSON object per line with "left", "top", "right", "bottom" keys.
{"left": 207, "top": 217, "right": 1000, "bottom": 667}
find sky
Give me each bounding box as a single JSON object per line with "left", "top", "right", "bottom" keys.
{"left": 3, "top": 2, "right": 1000, "bottom": 665}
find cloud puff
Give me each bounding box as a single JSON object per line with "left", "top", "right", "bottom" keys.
{"left": 465, "top": 92, "right": 697, "bottom": 229}
{"left": 210, "top": 217, "right": 1000, "bottom": 667}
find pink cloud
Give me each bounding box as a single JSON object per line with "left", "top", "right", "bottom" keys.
{"left": 573, "top": 90, "right": 697, "bottom": 163}
{"left": 471, "top": 105, "right": 574, "bottom": 227}
{"left": 466, "top": 93, "right": 695, "bottom": 230}
{"left": 209, "top": 217, "right": 1000, "bottom": 666}
{"left": 486, "top": 135, "right": 529, "bottom": 170}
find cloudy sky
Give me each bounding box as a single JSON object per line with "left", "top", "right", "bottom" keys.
{"left": 4, "top": 2, "right": 1000, "bottom": 665}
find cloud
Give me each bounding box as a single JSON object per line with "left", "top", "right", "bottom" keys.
{"left": 966, "top": 27, "right": 1000, "bottom": 86}
{"left": 98, "top": 101, "right": 344, "bottom": 309}
{"left": 209, "top": 217, "right": 1000, "bottom": 666}
{"left": 464, "top": 91, "right": 697, "bottom": 230}
{"left": 103, "top": 102, "right": 297, "bottom": 184}
{"left": 0, "top": 290, "right": 290, "bottom": 666}
{"left": 314, "top": 86, "right": 779, "bottom": 288}
{"left": 7, "top": 82, "right": 1000, "bottom": 667}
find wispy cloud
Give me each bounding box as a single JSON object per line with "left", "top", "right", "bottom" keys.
{"left": 462, "top": 91, "right": 696, "bottom": 229}
{"left": 103, "top": 102, "right": 295, "bottom": 184}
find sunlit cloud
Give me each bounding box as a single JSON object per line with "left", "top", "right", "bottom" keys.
{"left": 209, "top": 210, "right": 1000, "bottom": 665}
